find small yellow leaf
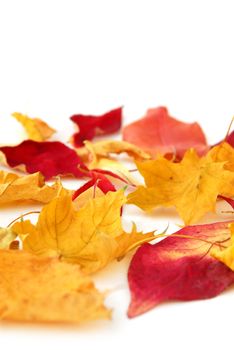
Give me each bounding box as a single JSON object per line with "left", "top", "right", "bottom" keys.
{"left": 12, "top": 112, "right": 55, "bottom": 141}
{"left": 0, "top": 249, "right": 110, "bottom": 323}
{"left": 11, "top": 220, "right": 37, "bottom": 241}
{"left": 128, "top": 148, "right": 234, "bottom": 225}
{"left": 0, "top": 170, "right": 66, "bottom": 205}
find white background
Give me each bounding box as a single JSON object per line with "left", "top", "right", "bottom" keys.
{"left": 0, "top": 0, "right": 234, "bottom": 349}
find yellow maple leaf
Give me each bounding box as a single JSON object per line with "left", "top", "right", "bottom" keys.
{"left": 0, "top": 170, "right": 66, "bottom": 205}
{"left": 211, "top": 223, "right": 234, "bottom": 270}
{"left": 73, "top": 186, "right": 105, "bottom": 209}
{"left": 0, "top": 249, "right": 110, "bottom": 323}
{"left": 127, "top": 148, "right": 234, "bottom": 225}
{"left": 0, "top": 227, "right": 17, "bottom": 248}
{"left": 12, "top": 112, "right": 55, "bottom": 141}
{"left": 14, "top": 190, "right": 155, "bottom": 274}
{"left": 208, "top": 141, "right": 234, "bottom": 171}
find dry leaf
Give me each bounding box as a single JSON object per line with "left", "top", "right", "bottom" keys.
{"left": 76, "top": 140, "right": 151, "bottom": 163}
{"left": 0, "top": 228, "right": 17, "bottom": 248}
{"left": 12, "top": 112, "right": 55, "bottom": 141}
{"left": 128, "top": 148, "right": 234, "bottom": 224}
{"left": 16, "top": 191, "right": 155, "bottom": 274}
{"left": 123, "top": 106, "right": 208, "bottom": 158}
{"left": 128, "top": 221, "right": 234, "bottom": 318}
{"left": 0, "top": 170, "right": 65, "bottom": 205}
{"left": 0, "top": 140, "right": 88, "bottom": 180}
{"left": 0, "top": 249, "right": 110, "bottom": 323}
{"left": 70, "top": 107, "right": 122, "bottom": 147}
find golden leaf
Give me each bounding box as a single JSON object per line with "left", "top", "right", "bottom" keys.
{"left": 0, "top": 249, "right": 110, "bottom": 323}
{"left": 19, "top": 190, "right": 155, "bottom": 273}
{"left": 128, "top": 148, "right": 234, "bottom": 225}
{"left": 208, "top": 141, "right": 234, "bottom": 171}
{"left": 12, "top": 112, "right": 55, "bottom": 141}
{"left": 0, "top": 170, "right": 65, "bottom": 205}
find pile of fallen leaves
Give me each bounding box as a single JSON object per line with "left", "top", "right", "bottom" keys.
{"left": 1, "top": 106, "right": 234, "bottom": 323}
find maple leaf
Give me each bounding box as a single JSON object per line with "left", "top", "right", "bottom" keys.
{"left": 0, "top": 227, "right": 17, "bottom": 248}
{"left": 79, "top": 141, "right": 139, "bottom": 186}
{"left": 0, "top": 170, "right": 64, "bottom": 204}
{"left": 0, "top": 140, "right": 88, "bottom": 180}
{"left": 76, "top": 140, "right": 151, "bottom": 163}
{"left": 123, "top": 106, "right": 208, "bottom": 158}
{"left": 212, "top": 223, "right": 234, "bottom": 270}
{"left": 0, "top": 249, "right": 110, "bottom": 323}
{"left": 12, "top": 112, "right": 55, "bottom": 141}
{"left": 70, "top": 107, "right": 122, "bottom": 147}
{"left": 127, "top": 221, "right": 234, "bottom": 318}
{"left": 14, "top": 190, "right": 155, "bottom": 274}
{"left": 127, "top": 148, "right": 234, "bottom": 224}
{"left": 208, "top": 141, "right": 234, "bottom": 172}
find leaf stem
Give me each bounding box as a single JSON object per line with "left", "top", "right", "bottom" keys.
{"left": 7, "top": 211, "right": 40, "bottom": 227}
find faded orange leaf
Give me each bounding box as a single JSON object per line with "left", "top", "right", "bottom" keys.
{"left": 0, "top": 249, "right": 110, "bottom": 323}
{"left": 0, "top": 170, "right": 66, "bottom": 205}
{"left": 12, "top": 112, "right": 56, "bottom": 141}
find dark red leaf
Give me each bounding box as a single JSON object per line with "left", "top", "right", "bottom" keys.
{"left": 70, "top": 107, "right": 122, "bottom": 147}
{"left": 0, "top": 140, "right": 88, "bottom": 180}
{"left": 127, "top": 221, "right": 234, "bottom": 318}
{"left": 123, "top": 106, "right": 208, "bottom": 159}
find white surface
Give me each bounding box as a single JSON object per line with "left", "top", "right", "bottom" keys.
{"left": 0, "top": 0, "right": 234, "bottom": 349}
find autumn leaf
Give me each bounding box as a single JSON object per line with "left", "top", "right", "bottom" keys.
{"left": 127, "top": 221, "right": 234, "bottom": 318}
{"left": 76, "top": 140, "right": 151, "bottom": 163}
{"left": 0, "top": 227, "right": 17, "bottom": 248}
{"left": 123, "top": 106, "right": 208, "bottom": 159}
{"left": 212, "top": 223, "right": 234, "bottom": 270}
{"left": 79, "top": 141, "right": 139, "bottom": 186}
{"left": 0, "top": 170, "right": 64, "bottom": 204}
{"left": 0, "top": 249, "right": 110, "bottom": 323}
{"left": 208, "top": 141, "right": 234, "bottom": 172}
{"left": 70, "top": 107, "right": 122, "bottom": 147}
{"left": 72, "top": 172, "right": 116, "bottom": 204}
{"left": 15, "top": 190, "right": 155, "bottom": 274}
{"left": 128, "top": 148, "right": 234, "bottom": 224}
{"left": 12, "top": 112, "right": 56, "bottom": 141}
{"left": 0, "top": 140, "right": 88, "bottom": 180}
